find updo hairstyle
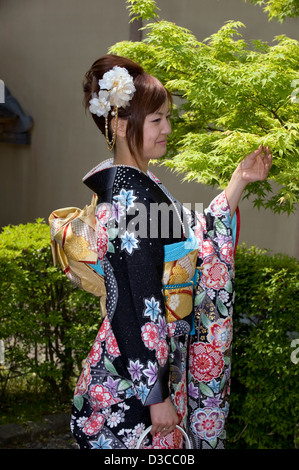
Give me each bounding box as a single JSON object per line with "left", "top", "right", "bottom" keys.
{"left": 83, "top": 54, "right": 172, "bottom": 155}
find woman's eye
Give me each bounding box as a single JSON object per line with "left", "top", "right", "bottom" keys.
{"left": 151, "top": 114, "right": 171, "bottom": 123}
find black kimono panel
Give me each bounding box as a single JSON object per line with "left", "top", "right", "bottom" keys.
{"left": 69, "top": 159, "right": 239, "bottom": 449}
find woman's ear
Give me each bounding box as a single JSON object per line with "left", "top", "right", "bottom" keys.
{"left": 111, "top": 117, "right": 127, "bottom": 138}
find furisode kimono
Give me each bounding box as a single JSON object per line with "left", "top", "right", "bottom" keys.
{"left": 49, "top": 158, "right": 239, "bottom": 450}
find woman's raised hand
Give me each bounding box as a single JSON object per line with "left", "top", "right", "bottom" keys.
{"left": 225, "top": 145, "right": 272, "bottom": 216}
{"left": 236, "top": 145, "right": 272, "bottom": 183}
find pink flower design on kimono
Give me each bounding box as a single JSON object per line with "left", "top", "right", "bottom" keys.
{"left": 210, "top": 191, "right": 229, "bottom": 216}
{"left": 202, "top": 239, "right": 215, "bottom": 257}
{"left": 167, "top": 322, "right": 176, "bottom": 338}
{"left": 96, "top": 317, "right": 111, "bottom": 342}
{"left": 189, "top": 342, "right": 224, "bottom": 383}
{"left": 89, "top": 384, "right": 115, "bottom": 409}
{"left": 190, "top": 407, "right": 226, "bottom": 441}
{"left": 74, "top": 361, "right": 92, "bottom": 396}
{"left": 193, "top": 212, "right": 206, "bottom": 255}
{"left": 166, "top": 426, "right": 184, "bottom": 449}
{"left": 83, "top": 412, "right": 105, "bottom": 436}
{"left": 174, "top": 381, "right": 187, "bottom": 420}
{"left": 151, "top": 427, "right": 184, "bottom": 449}
{"left": 220, "top": 241, "right": 234, "bottom": 264}
{"left": 88, "top": 340, "right": 102, "bottom": 366}
{"left": 200, "top": 255, "right": 230, "bottom": 290}
{"left": 95, "top": 203, "right": 111, "bottom": 259}
{"left": 106, "top": 332, "right": 121, "bottom": 357}
{"left": 207, "top": 317, "right": 233, "bottom": 352}
{"left": 141, "top": 322, "right": 159, "bottom": 350}
{"left": 155, "top": 339, "right": 168, "bottom": 366}
{"left": 96, "top": 203, "right": 112, "bottom": 225}
{"left": 96, "top": 225, "right": 108, "bottom": 260}
{"left": 91, "top": 321, "right": 121, "bottom": 375}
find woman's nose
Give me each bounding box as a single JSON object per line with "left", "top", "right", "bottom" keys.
{"left": 163, "top": 118, "right": 171, "bottom": 135}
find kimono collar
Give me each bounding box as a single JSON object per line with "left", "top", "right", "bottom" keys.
{"left": 82, "top": 158, "right": 161, "bottom": 196}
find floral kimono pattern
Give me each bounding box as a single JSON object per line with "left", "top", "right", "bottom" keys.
{"left": 187, "top": 191, "right": 239, "bottom": 449}
{"left": 55, "top": 159, "right": 239, "bottom": 450}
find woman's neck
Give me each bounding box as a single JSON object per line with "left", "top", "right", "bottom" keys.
{"left": 113, "top": 146, "right": 149, "bottom": 174}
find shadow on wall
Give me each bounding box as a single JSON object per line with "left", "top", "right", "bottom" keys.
{"left": 0, "top": 85, "right": 33, "bottom": 145}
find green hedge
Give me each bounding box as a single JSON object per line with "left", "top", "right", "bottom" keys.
{"left": 0, "top": 221, "right": 298, "bottom": 447}
{"left": 228, "top": 244, "right": 299, "bottom": 449}
{"left": 0, "top": 220, "right": 101, "bottom": 403}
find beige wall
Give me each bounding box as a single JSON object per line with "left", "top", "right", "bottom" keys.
{"left": 0, "top": 0, "right": 298, "bottom": 257}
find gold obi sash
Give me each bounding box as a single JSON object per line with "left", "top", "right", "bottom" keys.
{"left": 49, "top": 196, "right": 199, "bottom": 325}
{"left": 162, "top": 231, "right": 199, "bottom": 323}
{"left": 48, "top": 195, "right": 107, "bottom": 317}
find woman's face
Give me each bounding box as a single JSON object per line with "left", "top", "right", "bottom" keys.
{"left": 142, "top": 100, "right": 171, "bottom": 161}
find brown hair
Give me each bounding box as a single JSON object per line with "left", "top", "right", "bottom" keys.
{"left": 83, "top": 54, "right": 173, "bottom": 155}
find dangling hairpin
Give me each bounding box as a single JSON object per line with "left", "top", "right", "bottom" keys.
{"left": 105, "top": 106, "right": 118, "bottom": 151}
{"left": 88, "top": 66, "right": 135, "bottom": 151}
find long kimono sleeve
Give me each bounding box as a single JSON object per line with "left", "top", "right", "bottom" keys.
{"left": 193, "top": 190, "right": 239, "bottom": 266}
{"left": 102, "top": 185, "right": 173, "bottom": 407}
{"left": 70, "top": 166, "right": 188, "bottom": 448}
{"left": 187, "top": 190, "right": 240, "bottom": 449}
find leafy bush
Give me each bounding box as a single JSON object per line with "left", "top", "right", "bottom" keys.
{"left": 0, "top": 220, "right": 101, "bottom": 404}
{"left": 244, "top": 0, "right": 299, "bottom": 23}
{"left": 111, "top": 0, "right": 299, "bottom": 214}
{"left": 228, "top": 244, "right": 299, "bottom": 449}
{"left": 1, "top": 221, "right": 298, "bottom": 447}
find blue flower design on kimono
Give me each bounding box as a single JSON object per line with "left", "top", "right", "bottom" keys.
{"left": 144, "top": 297, "right": 161, "bottom": 321}
{"left": 67, "top": 161, "right": 240, "bottom": 450}
{"left": 114, "top": 188, "right": 137, "bottom": 210}
{"left": 90, "top": 434, "right": 113, "bottom": 449}
{"left": 120, "top": 231, "right": 140, "bottom": 254}
{"left": 135, "top": 383, "right": 150, "bottom": 403}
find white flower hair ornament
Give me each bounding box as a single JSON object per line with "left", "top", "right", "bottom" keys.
{"left": 89, "top": 66, "right": 136, "bottom": 150}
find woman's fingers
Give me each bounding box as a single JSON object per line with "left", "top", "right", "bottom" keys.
{"left": 239, "top": 145, "right": 272, "bottom": 181}
{"left": 149, "top": 398, "right": 180, "bottom": 437}
{"left": 159, "top": 424, "right": 177, "bottom": 437}
{"left": 151, "top": 423, "right": 177, "bottom": 438}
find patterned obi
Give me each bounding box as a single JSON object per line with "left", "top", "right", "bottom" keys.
{"left": 49, "top": 195, "right": 199, "bottom": 325}
{"left": 48, "top": 195, "right": 108, "bottom": 318}
{"left": 162, "top": 229, "right": 199, "bottom": 323}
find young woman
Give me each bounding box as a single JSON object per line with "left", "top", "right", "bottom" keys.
{"left": 51, "top": 54, "right": 271, "bottom": 449}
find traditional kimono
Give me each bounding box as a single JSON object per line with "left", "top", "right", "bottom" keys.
{"left": 49, "top": 159, "right": 239, "bottom": 450}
